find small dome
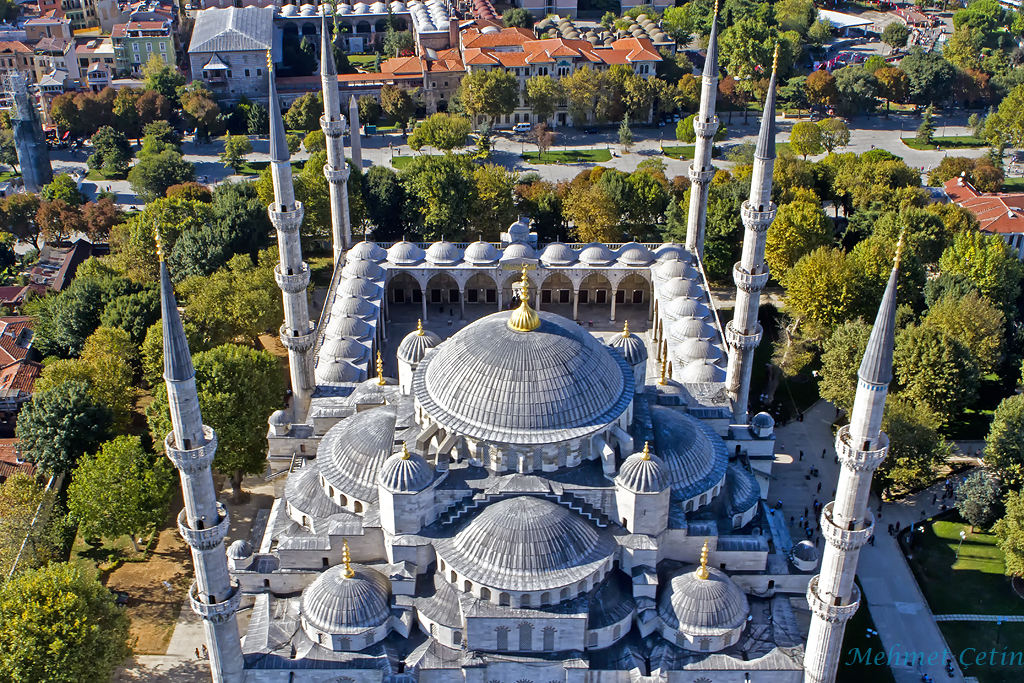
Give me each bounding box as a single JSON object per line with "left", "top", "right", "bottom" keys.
{"left": 617, "top": 242, "right": 655, "bottom": 266}
{"left": 396, "top": 322, "right": 441, "bottom": 364}
{"left": 656, "top": 243, "right": 690, "bottom": 262}
{"left": 507, "top": 217, "right": 531, "bottom": 242}
{"left": 750, "top": 412, "right": 775, "bottom": 438}
{"left": 659, "top": 564, "right": 749, "bottom": 636}
{"left": 342, "top": 258, "right": 383, "bottom": 280}
{"left": 793, "top": 540, "right": 819, "bottom": 562}
{"left": 669, "top": 317, "right": 716, "bottom": 341}
{"left": 325, "top": 314, "right": 372, "bottom": 340}
{"left": 338, "top": 277, "right": 380, "bottom": 299}
{"left": 316, "top": 358, "right": 361, "bottom": 383}
{"left": 332, "top": 295, "right": 376, "bottom": 319}
{"left": 662, "top": 297, "right": 709, "bottom": 321}
{"left": 608, "top": 324, "right": 648, "bottom": 365}
{"left": 655, "top": 258, "right": 698, "bottom": 282}
{"left": 540, "top": 242, "right": 577, "bottom": 266}
{"left": 285, "top": 463, "right": 344, "bottom": 519}
{"left": 300, "top": 563, "right": 391, "bottom": 633}
{"left": 464, "top": 240, "right": 499, "bottom": 265}
{"left": 578, "top": 242, "right": 615, "bottom": 266}
{"left": 425, "top": 240, "right": 462, "bottom": 266}
{"left": 617, "top": 446, "right": 669, "bottom": 493}
{"left": 661, "top": 277, "right": 699, "bottom": 300}
{"left": 319, "top": 336, "right": 369, "bottom": 362}
{"left": 675, "top": 338, "right": 723, "bottom": 363}
{"left": 268, "top": 409, "right": 289, "bottom": 426}
{"left": 387, "top": 240, "right": 425, "bottom": 265}
{"left": 679, "top": 359, "right": 726, "bottom": 383}
{"left": 378, "top": 448, "right": 433, "bottom": 492}
{"left": 501, "top": 242, "right": 535, "bottom": 260}
{"left": 319, "top": 406, "right": 397, "bottom": 503}
{"left": 227, "top": 539, "right": 252, "bottom": 559}
{"left": 347, "top": 242, "right": 387, "bottom": 263}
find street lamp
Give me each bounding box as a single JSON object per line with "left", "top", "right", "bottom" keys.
{"left": 956, "top": 529, "right": 966, "bottom": 559}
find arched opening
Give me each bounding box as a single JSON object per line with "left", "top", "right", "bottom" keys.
{"left": 354, "top": 501, "right": 363, "bottom": 513}
{"left": 425, "top": 272, "right": 461, "bottom": 315}
{"left": 499, "top": 592, "right": 510, "bottom": 606}
{"left": 450, "top": 570, "right": 457, "bottom": 583}
{"left": 387, "top": 271, "right": 422, "bottom": 315}
{"left": 374, "top": 19, "right": 387, "bottom": 32}
{"left": 520, "top": 594, "right": 531, "bottom": 607}
{"left": 283, "top": 22, "right": 299, "bottom": 36}
{"left": 301, "top": 22, "right": 317, "bottom": 36}
{"left": 499, "top": 270, "right": 536, "bottom": 311}
{"left": 518, "top": 622, "right": 533, "bottom": 650}
{"left": 453, "top": 630, "right": 462, "bottom": 645}
{"left": 340, "top": 21, "right": 352, "bottom": 34}
{"left": 543, "top": 626, "right": 556, "bottom": 651}
{"left": 540, "top": 271, "right": 573, "bottom": 317}
{"left": 465, "top": 272, "right": 498, "bottom": 307}
{"left": 480, "top": 587, "right": 491, "bottom": 601}
{"left": 577, "top": 580, "right": 588, "bottom": 594}
{"left": 439, "top": 559, "right": 445, "bottom": 571}
{"left": 464, "top": 579, "right": 473, "bottom": 592}
{"left": 588, "top": 632, "right": 598, "bottom": 647}
{"left": 617, "top": 271, "right": 652, "bottom": 315}
{"left": 577, "top": 272, "right": 613, "bottom": 323}
{"left": 540, "top": 592, "right": 550, "bottom": 606}
{"left": 560, "top": 587, "right": 570, "bottom": 601}
{"left": 356, "top": 20, "right": 371, "bottom": 34}
{"left": 496, "top": 626, "right": 509, "bottom": 650}
{"left": 699, "top": 493, "right": 707, "bottom": 507}
{"left": 339, "top": 494, "right": 348, "bottom": 506}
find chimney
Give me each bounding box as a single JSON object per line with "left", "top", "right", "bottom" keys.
{"left": 449, "top": 15, "right": 458, "bottom": 50}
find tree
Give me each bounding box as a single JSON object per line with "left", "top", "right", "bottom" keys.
{"left": 876, "top": 67, "right": 910, "bottom": 113}
{"left": 563, "top": 182, "right": 620, "bottom": 243}
{"left": 358, "top": 95, "right": 381, "bottom": 125}
{"left": 399, "top": 154, "right": 476, "bottom": 240}
{"left": 382, "top": 26, "right": 415, "bottom": 57}
{"left": 128, "top": 149, "right": 196, "bottom": 202}
{"left": 36, "top": 199, "right": 84, "bottom": 245}
{"left": 676, "top": 113, "right": 726, "bottom": 143}
{"left": 807, "top": 19, "right": 832, "bottom": 46}
{"left": 41, "top": 174, "right": 84, "bottom": 206}
{"left": 819, "top": 319, "right": 873, "bottom": 412}
{"left": 995, "top": 489, "right": 1024, "bottom": 576}
{"left": 303, "top": 129, "right": 326, "bottom": 153}
{"left": 379, "top": 84, "right": 416, "bottom": 132}
{"left": 619, "top": 117, "right": 634, "bottom": 152}
{"left": 408, "top": 113, "right": 471, "bottom": 152}
{"left": 878, "top": 396, "right": 951, "bottom": 492}
{"left": 985, "top": 393, "right": 1024, "bottom": 485}
{"left": 16, "top": 381, "right": 113, "bottom": 475}
{"left": 781, "top": 247, "right": 863, "bottom": 334}
{"left": 111, "top": 88, "right": 141, "bottom": 141}
{"left": 718, "top": 18, "right": 774, "bottom": 80}
{"left": 818, "top": 118, "right": 851, "bottom": 153}
{"left": 247, "top": 102, "right": 268, "bottom": 135}
{"left": 923, "top": 290, "right": 1004, "bottom": 374}
{"left": 1, "top": 193, "right": 41, "bottom": 248}
{"left": 789, "top": 121, "right": 823, "bottom": 159}
{"left": 0, "top": 473, "right": 65, "bottom": 577}
{"left": 765, "top": 199, "right": 833, "bottom": 274}
{"left": 524, "top": 75, "right": 561, "bottom": 124}
{"left": 529, "top": 123, "right": 555, "bottom": 160}
{"left": 805, "top": 69, "right": 838, "bottom": 110}
{"left": 834, "top": 65, "right": 878, "bottom": 115}
{"left": 939, "top": 230, "right": 1024, "bottom": 315}
{"left": 882, "top": 22, "right": 910, "bottom": 51}
{"left": 458, "top": 69, "right": 518, "bottom": 125}
{"left": 364, "top": 165, "right": 406, "bottom": 240}
{"left": 957, "top": 470, "right": 1002, "bottom": 529}
{"left": 100, "top": 287, "right": 159, "bottom": 347}
{"left": 135, "top": 89, "right": 170, "bottom": 127}
{"left": 179, "top": 84, "right": 221, "bottom": 137}
{"left": 283, "top": 92, "right": 323, "bottom": 132}
{"left": 49, "top": 93, "right": 81, "bottom": 135}
{"left": 917, "top": 104, "right": 937, "bottom": 145}
{"left": 143, "top": 54, "right": 184, "bottom": 100}
{"left": 894, "top": 324, "right": 980, "bottom": 423}
{"left": 471, "top": 164, "right": 518, "bottom": 241}
{"left": 900, "top": 48, "right": 957, "bottom": 105}
{"left": 502, "top": 7, "right": 532, "bottom": 27}
{"left": 627, "top": 169, "right": 670, "bottom": 237}
{"left": 219, "top": 133, "right": 253, "bottom": 171}
{"left": 0, "top": 129, "right": 17, "bottom": 172}
{"left": 661, "top": 5, "right": 694, "bottom": 44}
{"left": 87, "top": 126, "right": 132, "bottom": 176}
{"left": 995, "top": 84, "right": 1024, "bottom": 148}
{"left": 561, "top": 67, "right": 603, "bottom": 124}
{"left": 147, "top": 344, "right": 284, "bottom": 499}
{"left": 138, "top": 120, "right": 181, "bottom": 159}
{"left": 68, "top": 436, "right": 173, "bottom": 551}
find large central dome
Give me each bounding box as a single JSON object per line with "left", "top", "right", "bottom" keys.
{"left": 412, "top": 310, "right": 633, "bottom": 445}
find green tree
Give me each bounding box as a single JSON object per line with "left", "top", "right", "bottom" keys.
{"left": 818, "top": 118, "right": 851, "bottom": 153}
{"left": 502, "top": 7, "right": 533, "bottom": 27}
{"left": 142, "top": 54, "right": 184, "bottom": 101}
{"left": 957, "top": 470, "right": 1002, "bottom": 529}
{"left": 789, "top": 121, "right": 823, "bottom": 159}
{"left": 524, "top": 75, "right": 562, "bottom": 123}
{"left": 128, "top": 149, "right": 196, "bottom": 202}
{"left": 399, "top": 154, "right": 476, "bottom": 240}
{"left": 1, "top": 193, "right": 41, "bottom": 248}
{"left": 87, "top": 126, "right": 132, "bottom": 176}
{"left": 383, "top": 27, "right": 415, "bottom": 58}
{"left": 219, "top": 133, "right": 253, "bottom": 172}
{"left": 147, "top": 344, "right": 284, "bottom": 499}
{"left": 882, "top": 22, "right": 910, "bottom": 50}
{"left": 878, "top": 396, "right": 951, "bottom": 492}
{"left": 379, "top": 84, "right": 417, "bottom": 132}
{"left": 945, "top": 25, "right": 982, "bottom": 71}
{"left": 834, "top": 65, "right": 878, "bottom": 115}
{"left": 917, "top": 104, "right": 937, "bottom": 145}
{"left": 68, "top": 436, "right": 173, "bottom": 551}
{"left": 765, "top": 199, "right": 833, "bottom": 274}
{"left": 100, "top": 287, "right": 159, "bottom": 346}
{"left": 995, "top": 84, "right": 1024, "bottom": 148}
{"left": 894, "top": 324, "right": 980, "bottom": 423}
{"left": 661, "top": 6, "right": 694, "bottom": 44}
{"left": 283, "top": 92, "right": 324, "bottom": 132}
{"left": 619, "top": 117, "right": 634, "bottom": 152}
{"left": 109, "top": 196, "right": 215, "bottom": 282}
{"left": 985, "top": 394, "right": 1024, "bottom": 485}
{"left": 16, "top": 381, "right": 113, "bottom": 475}
{"left": 899, "top": 47, "right": 957, "bottom": 105}
{"left": 876, "top": 67, "right": 910, "bottom": 113}
{"left": 41, "top": 174, "right": 84, "bottom": 206}
{"left": 563, "top": 182, "right": 620, "bottom": 243}
{"left": 471, "top": 164, "right": 518, "bottom": 241}
{"left": 49, "top": 93, "right": 81, "bottom": 135}
{"left": 995, "top": 489, "right": 1024, "bottom": 576}
{"left": 0, "top": 128, "right": 18, "bottom": 172}
{"left": 364, "top": 165, "right": 406, "bottom": 240}
{"left": 0, "top": 473, "right": 65, "bottom": 577}
{"left": 938, "top": 230, "right": 1024, "bottom": 314}
{"left": 626, "top": 168, "right": 670, "bottom": 236}
{"left": 303, "top": 129, "right": 326, "bottom": 153}
{"left": 247, "top": 102, "right": 268, "bottom": 135}
{"left": 923, "top": 290, "right": 1004, "bottom": 374}
{"left": 26, "top": 278, "right": 105, "bottom": 357}
{"left": 458, "top": 69, "right": 519, "bottom": 125}
{"left": 179, "top": 84, "right": 221, "bottom": 137}
{"left": 781, "top": 247, "right": 863, "bottom": 334}
{"left": 818, "top": 319, "right": 872, "bottom": 412}
{"left": 807, "top": 19, "right": 832, "bottom": 46}
{"left": 408, "top": 113, "right": 472, "bottom": 152}
{"left": 358, "top": 95, "right": 381, "bottom": 125}
{"left": 138, "top": 120, "right": 182, "bottom": 159}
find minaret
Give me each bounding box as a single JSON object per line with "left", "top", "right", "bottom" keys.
{"left": 684, "top": 1, "right": 720, "bottom": 259}
{"left": 725, "top": 46, "right": 778, "bottom": 425}
{"left": 157, "top": 237, "right": 244, "bottom": 683}
{"left": 268, "top": 56, "right": 316, "bottom": 421}
{"left": 319, "top": 10, "right": 352, "bottom": 263}
{"left": 803, "top": 240, "right": 901, "bottom": 683}
{"left": 349, "top": 94, "right": 362, "bottom": 170}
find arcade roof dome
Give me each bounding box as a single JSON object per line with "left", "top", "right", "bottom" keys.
{"left": 387, "top": 240, "right": 425, "bottom": 265}
{"left": 425, "top": 240, "right": 462, "bottom": 266}
{"left": 540, "top": 242, "right": 577, "bottom": 266}
{"left": 464, "top": 240, "right": 499, "bottom": 265}
{"left": 347, "top": 241, "right": 388, "bottom": 263}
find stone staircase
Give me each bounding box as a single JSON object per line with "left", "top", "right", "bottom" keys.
{"left": 437, "top": 490, "right": 611, "bottom": 528}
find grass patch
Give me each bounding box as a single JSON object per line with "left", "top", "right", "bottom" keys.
{"left": 234, "top": 160, "right": 305, "bottom": 176}
{"left": 85, "top": 168, "right": 127, "bottom": 181}
{"left": 837, "top": 579, "right": 897, "bottom": 683}
{"left": 0, "top": 170, "right": 20, "bottom": 182}
{"left": 347, "top": 53, "right": 379, "bottom": 72}
{"left": 521, "top": 149, "right": 613, "bottom": 164}
{"left": 941, "top": 374, "right": 1008, "bottom": 440}
{"left": 662, "top": 145, "right": 696, "bottom": 159}
{"left": 391, "top": 155, "right": 416, "bottom": 170}
{"left": 308, "top": 256, "right": 335, "bottom": 287}
{"left": 1002, "top": 177, "right": 1024, "bottom": 192}
{"left": 901, "top": 136, "right": 987, "bottom": 150}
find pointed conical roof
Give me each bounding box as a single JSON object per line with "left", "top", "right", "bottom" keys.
{"left": 858, "top": 243, "right": 901, "bottom": 385}
{"left": 755, "top": 47, "right": 778, "bottom": 160}
{"left": 704, "top": 7, "right": 720, "bottom": 80}
{"left": 321, "top": 13, "right": 337, "bottom": 77}
{"left": 160, "top": 261, "right": 194, "bottom": 382}
{"left": 267, "top": 58, "right": 290, "bottom": 162}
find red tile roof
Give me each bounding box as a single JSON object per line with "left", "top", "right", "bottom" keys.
{"left": 0, "top": 42, "right": 32, "bottom": 54}
{"left": 461, "top": 26, "right": 533, "bottom": 49}
{"left": 611, "top": 37, "right": 661, "bottom": 61}
{"left": 0, "top": 318, "right": 34, "bottom": 367}
{"left": 0, "top": 359, "right": 41, "bottom": 394}
{"left": 0, "top": 438, "right": 35, "bottom": 482}
{"left": 944, "top": 177, "right": 1024, "bottom": 235}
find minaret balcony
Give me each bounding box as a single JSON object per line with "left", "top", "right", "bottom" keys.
{"left": 688, "top": 166, "right": 715, "bottom": 184}
{"left": 806, "top": 575, "right": 860, "bottom": 624}
{"left": 320, "top": 114, "right": 346, "bottom": 138}
{"left": 189, "top": 579, "right": 242, "bottom": 625}
{"left": 269, "top": 200, "right": 304, "bottom": 233}
{"left": 324, "top": 164, "right": 350, "bottom": 184}
{"left": 692, "top": 117, "right": 719, "bottom": 138}
{"left": 177, "top": 503, "right": 230, "bottom": 551}
{"left": 740, "top": 201, "right": 777, "bottom": 232}
{"left": 280, "top": 323, "right": 315, "bottom": 351}
{"left": 820, "top": 501, "right": 874, "bottom": 552}
{"left": 732, "top": 262, "right": 769, "bottom": 293}
{"left": 275, "top": 263, "right": 310, "bottom": 294}
{"left": 725, "top": 320, "right": 762, "bottom": 351}
{"left": 164, "top": 426, "right": 217, "bottom": 475}
{"left": 835, "top": 425, "right": 889, "bottom": 472}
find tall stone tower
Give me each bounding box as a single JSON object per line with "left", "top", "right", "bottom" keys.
{"left": 319, "top": 11, "right": 352, "bottom": 263}
{"left": 725, "top": 48, "right": 778, "bottom": 425}
{"left": 803, "top": 245, "right": 900, "bottom": 683}
{"left": 349, "top": 94, "right": 362, "bottom": 170}
{"left": 268, "top": 59, "right": 316, "bottom": 421}
{"left": 684, "top": 2, "right": 720, "bottom": 259}
{"left": 158, "top": 246, "right": 244, "bottom": 683}
{"left": 10, "top": 72, "right": 52, "bottom": 193}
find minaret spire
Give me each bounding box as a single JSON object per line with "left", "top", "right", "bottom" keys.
{"left": 803, "top": 239, "right": 900, "bottom": 683}
{"left": 319, "top": 8, "right": 352, "bottom": 262}
{"left": 268, "top": 56, "right": 316, "bottom": 421}
{"left": 725, "top": 43, "right": 778, "bottom": 424}
{"left": 684, "top": 1, "right": 721, "bottom": 259}
{"left": 159, "top": 244, "right": 245, "bottom": 683}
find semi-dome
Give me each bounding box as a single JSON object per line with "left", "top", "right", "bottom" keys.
{"left": 616, "top": 445, "right": 669, "bottom": 493}
{"left": 286, "top": 463, "right": 345, "bottom": 519}
{"left": 325, "top": 314, "right": 372, "bottom": 340}
{"left": 319, "top": 336, "right": 368, "bottom": 362}
{"left": 342, "top": 258, "right": 383, "bottom": 280}
{"left": 662, "top": 297, "right": 709, "bottom": 320}
{"left": 301, "top": 562, "right": 391, "bottom": 633}
{"left": 388, "top": 240, "right": 425, "bottom": 265}
{"left": 679, "top": 359, "right": 726, "bottom": 383}
{"left": 659, "top": 562, "right": 749, "bottom": 636}
{"left": 396, "top": 320, "right": 441, "bottom": 364}
{"left": 650, "top": 406, "right": 728, "bottom": 501}
{"left": 315, "top": 358, "right": 361, "bottom": 384}
{"left": 669, "top": 317, "right": 716, "bottom": 341}
{"left": 464, "top": 240, "right": 499, "bottom": 265}
{"left": 656, "top": 243, "right": 690, "bottom": 262}
{"left": 655, "top": 258, "right": 698, "bottom": 282}
{"left": 617, "top": 242, "right": 655, "bottom": 266}
{"left": 227, "top": 539, "right": 252, "bottom": 559}
{"left": 501, "top": 242, "right": 535, "bottom": 260}
{"left": 607, "top": 322, "right": 648, "bottom": 365}
{"left": 425, "top": 240, "right": 462, "bottom": 266}
{"left": 347, "top": 241, "right": 387, "bottom": 262}
{"left": 540, "top": 242, "right": 577, "bottom": 266}
{"left": 378, "top": 447, "right": 433, "bottom": 492}
{"left": 319, "top": 407, "right": 397, "bottom": 503}
{"left": 660, "top": 277, "right": 699, "bottom": 300}
{"left": 436, "top": 496, "right": 616, "bottom": 592}
{"left": 332, "top": 295, "right": 376, "bottom": 319}
{"left": 339, "top": 277, "right": 380, "bottom": 298}
{"left": 412, "top": 310, "right": 633, "bottom": 445}
{"left": 578, "top": 242, "right": 615, "bottom": 266}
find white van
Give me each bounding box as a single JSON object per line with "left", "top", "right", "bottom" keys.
{"left": 513, "top": 122, "right": 532, "bottom": 134}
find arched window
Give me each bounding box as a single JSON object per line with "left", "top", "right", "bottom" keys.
{"left": 340, "top": 494, "right": 348, "bottom": 506}
{"left": 675, "top": 631, "right": 686, "bottom": 646}
{"left": 499, "top": 592, "right": 510, "bottom": 606}
{"left": 364, "top": 631, "right": 374, "bottom": 647}
{"left": 439, "top": 559, "right": 445, "bottom": 571}
{"left": 518, "top": 622, "right": 533, "bottom": 651}
{"left": 577, "top": 580, "right": 587, "bottom": 593}
{"left": 453, "top": 630, "right": 462, "bottom": 645}
{"left": 339, "top": 636, "right": 351, "bottom": 650}
{"left": 685, "top": 500, "right": 693, "bottom": 512}
{"left": 328, "top": 486, "right": 335, "bottom": 498}
{"left": 542, "top": 626, "right": 556, "bottom": 651}
{"left": 520, "top": 593, "right": 531, "bottom": 607}
{"left": 464, "top": 579, "right": 473, "bottom": 592}
{"left": 430, "top": 623, "right": 437, "bottom": 637}
{"left": 560, "top": 587, "right": 570, "bottom": 600}
{"left": 496, "top": 626, "right": 509, "bottom": 650}
{"left": 480, "top": 587, "right": 491, "bottom": 601}
{"left": 613, "top": 624, "right": 621, "bottom": 639}
{"left": 699, "top": 637, "right": 711, "bottom": 651}
{"left": 540, "top": 592, "right": 550, "bottom": 606}
{"left": 587, "top": 632, "right": 597, "bottom": 647}
{"left": 355, "top": 501, "right": 363, "bottom": 513}
{"left": 451, "top": 570, "right": 457, "bottom": 583}
{"left": 699, "top": 494, "right": 707, "bottom": 507}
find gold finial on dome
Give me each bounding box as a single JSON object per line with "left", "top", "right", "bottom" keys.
{"left": 266, "top": 50, "right": 273, "bottom": 73}
{"left": 894, "top": 229, "right": 906, "bottom": 269}
{"left": 773, "top": 42, "right": 779, "bottom": 73}
{"left": 154, "top": 226, "right": 164, "bottom": 262}
{"left": 622, "top": 320, "right": 630, "bottom": 337}
{"left": 641, "top": 441, "right": 650, "bottom": 460}
{"left": 697, "top": 539, "right": 710, "bottom": 580}
{"left": 714, "top": 0, "right": 718, "bottom": 14}
{"left": 342, "top": 539, "right": 354, "bottom": 578}
{"left": 658, "top": 361, "right": 668, "bottom": 386}
{"left": 401, "top": 443, "right": 411, "bottom": 460}
{"left": 376, "top": 350, "right": 385, "bottom": 385}
{"left": 417, "top": 319, "right": 425, "bottom": 336}
{"left": 508, "top": 265, "right": 540, "bottom": 332}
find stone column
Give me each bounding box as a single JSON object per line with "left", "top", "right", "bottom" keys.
{"left": 610, "top": 288, "right": 617, "bottom": 322}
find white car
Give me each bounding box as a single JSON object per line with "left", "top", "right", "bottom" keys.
{"left": 513, "top": 122, "right": 532, "bottom": 134}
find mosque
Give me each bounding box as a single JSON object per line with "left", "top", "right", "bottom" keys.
{"left": 156, "top": 8, "right": 897, "bottom": 683}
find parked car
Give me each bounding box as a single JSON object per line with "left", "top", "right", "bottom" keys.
{"left": 513, "top": 122, "right": 532, "bottom": 134}
{"left": 583, "top": 127, "right": 599, "bottom": 134}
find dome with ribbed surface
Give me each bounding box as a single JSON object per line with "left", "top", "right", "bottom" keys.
{"left": 507, "top": 217, "right": 530, "bottom": 242}
{"left": 347, "top": 241, "right": 387, "bottom": 262}
{"left": 617, "top": 450, "right": 669, "bottom": 493}
{"left": 325, "top": 314, "right": 372, "bottom": 340}
{"left": 540, "top": 242, "right": 577, "bottom": 266}
{"left": 578, "top": 242, "right": 615, "bottom": 266}
{"left": 793, "top": 540, "right": 818, "bottom": 562}
{"left": 608, "top": 327, "right": 648, "bottom": 365}
{"left": 650, "top": 406, "right": 728, "bottom": 501}
{"left": 676, "top": 338, "right": 723, "bottom": 363}
{"left": 301, "top": 563, "right": 391, "bottom": 633}
{"left": 320, "top": 336, "right": 368, "bottom": 362}
{"left": 342, "top": 259, "right": 383, "bottom": 280}
{"left": 413, "top": 310, "right": 633, "bottom": 445}
{"left": 669, "top": 317, "right": 717, "bottom": 341}
{"left": 464, "top": 240, "right": 499, "bottom": 265}
{"left": 658, "top": 565, "right": 749, "bottom": 636}
{"left": 662, "top": 298, "right": 710, "bottom": 321}
{"left": 227, "top": 539, "right": 252, "bottom": 559}
{"left": 501, "top": 242, "right": 535, "bottom": 260}
{"left": 660, "top": 277, "right": 699, "bottom": 299}
{"left": 679, "top": 359, "right": 727, "bottom": 383}
{"left": 315, "top": 358, "right": 361, "bottom": 384}
{"left": 617, "top": 242, "right": 655, "bottom": 266}
{"left": 387, "top": 240, "right": 425, "bottom": 265}
{"left": 339, "top": 277, "right": 380, "bottom": 298}
{"left": 656, "top": 243, "right": 690, "bottom": 262}
{"left": 396, "top": 324, "right": 441, "bottom": 364}
{"left": 425, "top": 240, "right": 462, "bottom": 266}
{"left": 436, "top": 496, "right": 616, "bottom": 592}
{"left": 332, "top": 295, "right": 376, "bottom": 319}
{"left": 286, "top": 462, "right": 345, "bottom": 519}
{"left": 269, "top": 409, "right": 290, "bottom": 426}
{"left": 319, "top": 407, "right": 397, "bottom": 503}
{"left": 378, "top": 450, "right": 433, "bottom": 492}
{"left": 655, "top": 258, "right": 698, "bottom": 282}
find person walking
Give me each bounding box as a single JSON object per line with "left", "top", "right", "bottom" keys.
{"left": 817, "top": 482, "right": 822, "bottom": 493}
{"left": 799, "top": 450, "right": 804, "bottom": 461}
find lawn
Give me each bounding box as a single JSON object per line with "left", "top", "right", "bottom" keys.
{"left": 837, "top": 579, "right": 897, "bottom": 683}
{"left": 905, "top": 518, "right": 1024, "bottom": 683}
{"left": 347, "top": 53, "right": 379, "bottom": 72}
{"left": 941, "top": 374, "right": 1008, "bottom": 440}
{"left": 901, "top": 136, "right": 987, "bottom": 151}
{"left": 85, "top": 168, "right": 127, "bottom": 181}
{"left": 521, "top": 149, "right": 613, "bottom": 164}
{"left": 235, "top": 159, "right": 304, "bottom": 176}
{"left": 0, "top": 170, "right": 20, "bottom": 182}
{"left": 1003, "top": 177, "right": 1024, "bottom": 192}
{"left": 391, "top": 155, "right": 416, "bottom": 170}
{"left": 662, "top": 145, "right": 725, "bottom": 160}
